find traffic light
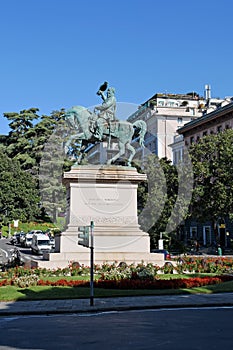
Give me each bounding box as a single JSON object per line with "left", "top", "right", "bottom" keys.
{"left": 78, "top": 226, "right": 89, "bottom": 247}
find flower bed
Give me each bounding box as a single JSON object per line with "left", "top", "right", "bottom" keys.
{"left": 93, "top": 275, "right": 233, "bottom": 290}
{"left": 1, "top": 258, "right": 233, "bottom": 289}
{"left": 1, "top": 274, "right": 232, "bottom": 289}
{"left": 175, "top": 256, "right": 233, "bottom": 274}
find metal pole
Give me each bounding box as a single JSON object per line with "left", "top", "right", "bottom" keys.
{"left": 90, "top": 221, "right": 94, "bottom": 306}
{"left": 8, "top": 222, "right": 11, "bottom": 238}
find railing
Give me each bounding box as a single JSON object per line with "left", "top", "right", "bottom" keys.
{"left": 173, "top": 134, "right": 184, "bottom": 143}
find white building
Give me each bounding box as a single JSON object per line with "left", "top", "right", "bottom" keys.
{"left": 170, "top": 95, "right": 233, "bottom": 165}
{"left": 128, "top": 86, "right": 224, "bottom": 162}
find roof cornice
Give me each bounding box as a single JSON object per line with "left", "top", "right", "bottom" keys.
{"left": 177, "top": 102, "right": 233, "bottom": 134}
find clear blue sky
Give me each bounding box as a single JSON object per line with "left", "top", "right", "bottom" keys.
{"left": 1, "top": 0, "right": 233, "bottom": 134}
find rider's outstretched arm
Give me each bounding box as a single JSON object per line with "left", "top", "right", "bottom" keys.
{"left": 98, "top": 90, "right": 107, "bottom": 102}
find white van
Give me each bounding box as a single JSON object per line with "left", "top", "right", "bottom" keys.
{"left": 24, "top": 233, "right": 33, "bottom": 247}
{"left": 31, "top": 233, "right": 52, "bottom": 255}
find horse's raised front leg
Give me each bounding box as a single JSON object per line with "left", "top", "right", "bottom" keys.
{"left": 64, "top": 132, "right": 85, "bottom": 154}
{"left": 64, "top": 135, "right": 76, "bottom": 154}
{"left": 107, "top": 141, "right": 126, "bottom": 165}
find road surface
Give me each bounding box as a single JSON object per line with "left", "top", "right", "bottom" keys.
{"left": 0, "top": 307, "right": 233, "bottom": 350}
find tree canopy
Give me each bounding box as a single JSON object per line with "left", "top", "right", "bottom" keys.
{"left": 137, "top": 128, "right": 233, "bottom": 249}
{"left": 0, "top": 108, "right": 71, "bottom": 224}
{"left": 138, "top": 155, "right": 182, "bottom": 248}
{"left": 189, "top": 129, "right": 233, "bottom": 223}
{"left": 0, "top": 150, "right": 40, "bottom": 223}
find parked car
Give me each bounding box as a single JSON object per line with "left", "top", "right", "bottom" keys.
{"left": 151, "top": 249, "right": 171, "bottom": 260}
{"left": 15, "top": 231, "right": 25, "bottom": 244}
{"left": 10, "top": 235, "right": 17, "bottom": 245}
{"left": 21, "top": 231, "right": 44, "bottom": 248}
{"left": 20, "top": 233, "right": 26, "bottom": 246}
{"left": 30, "top": 230, "right": 43, "bottom": 235}
{"left": 49, "top": 237, "right": 55, "bottom": 249}
{"left": 23, "top": 232, "right": 33, "bottom": 248}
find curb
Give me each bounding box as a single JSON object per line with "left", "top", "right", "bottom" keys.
{"left": 1, "top": 301, "right": 233, "bottom": 317}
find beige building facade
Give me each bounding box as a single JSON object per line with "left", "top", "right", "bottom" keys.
{"left": 170, "top": 99, "right": 233, "bottom": 164}
{"left": 127, "top": 87, "right": 225, "bottom": 163}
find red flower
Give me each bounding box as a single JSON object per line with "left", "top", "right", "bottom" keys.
{"left": 0, "top": 279, "right": 9, "bottom": 287}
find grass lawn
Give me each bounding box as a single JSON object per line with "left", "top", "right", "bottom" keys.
{"left": 1, "top": 273, "right": 233, "bottom": 302}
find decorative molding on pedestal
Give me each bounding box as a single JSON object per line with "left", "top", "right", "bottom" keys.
{"left": 63, "top": 165, "right": 147, "bottom": 184}
{"left": 69, "top": 214, "right": 138, "bottom": 226}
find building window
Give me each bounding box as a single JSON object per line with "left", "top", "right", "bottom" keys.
{"left": 177, "top": 117, "right": 183, "bottom": 124}
{"left": 190, "top": 108, "right": 195, "bottom": 115}
{"left": 178, "top": 149, "right": 183, "bottom": 162}
{"left": 152, "top": 141, "right": 156, "bottom": 152}
{"left": 203, "top": 131, "right": 207, "bottom": 137}
{"left": 203, "top": 226, "right": 211, "bottom": 246}
{"left": 190, "top": 226, "right": 197, "bottom": 239}
{"left": 158, "top": 101, "right": 164, "bottom": 106}
{"left": 174, "top": 151, "right": 178, "bottom": 164}
{"left": 174, "top": 150, "right": 182, "bottom": 164}
{"left": 190, "top": 136, "right": 194, "bottom": 144}
{"left": 217, "top": 125, "right": 222, "bottom": 133}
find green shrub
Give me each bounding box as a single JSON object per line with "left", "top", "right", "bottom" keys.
{"left": 161, "top": 262, "right": 174, "bottom": 274}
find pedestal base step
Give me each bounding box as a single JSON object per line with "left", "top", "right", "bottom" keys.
{"left": 31, "top": 251, "right": 165, "bottom": 269}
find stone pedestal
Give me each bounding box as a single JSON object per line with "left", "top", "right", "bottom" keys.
{"left": 34, "top": 165, "right": 164, "bottom": 268}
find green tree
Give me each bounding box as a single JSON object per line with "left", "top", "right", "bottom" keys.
{"left": 38, "top": 131, "right": 66, "bottom": 223}
{"left": 2, "top": 108, "right": 40, "bottom": 170}
{"left": 0, "top": 150, "right": 40, "bottom": 223}
{"left": 138, "top": 155, "right": 178, "bottom": 249}
{"left": 1, "top": 108, "right": 72, "bottom": 223}
{"left": 30, "top": 109, "right": 68, "bottom": 175}
{"left": 189, "top": 129, "right": 233, "bottom": 224}
{"left": 2, "top": 108, "right": 68, "bottom": 175}
{"left": 38, "top": 110, "right": 73, "bottom": 224}
{"left": 138, "top": 152, "right": 194, "bottom": 249}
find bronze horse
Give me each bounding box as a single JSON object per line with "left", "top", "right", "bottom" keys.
{"left": 64, "top": 106, "right": 147, "bottom": 166}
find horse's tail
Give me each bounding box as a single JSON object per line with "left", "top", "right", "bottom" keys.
{"left": 132, "top": 120, "right": 147, "bottom": 147}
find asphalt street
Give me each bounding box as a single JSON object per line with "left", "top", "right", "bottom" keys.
{"left": 1, "top": 307, "right": 233, "bottom": 350}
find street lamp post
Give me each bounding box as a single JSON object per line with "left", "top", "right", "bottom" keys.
{"left": 90, "top": 220, "right": 94, "bottom": 306}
